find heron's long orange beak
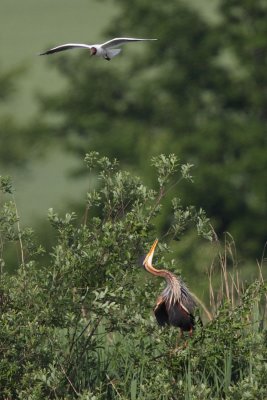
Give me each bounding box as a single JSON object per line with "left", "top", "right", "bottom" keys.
{"left": 143, "top": 239, "right": 158, "bottom": 267}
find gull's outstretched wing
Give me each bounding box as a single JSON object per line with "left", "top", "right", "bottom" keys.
{"left": 39, "top": 43, "right": 91, "bottom": 55}
{"left": 101, "top": 37, "right": 157, "bottom": 49}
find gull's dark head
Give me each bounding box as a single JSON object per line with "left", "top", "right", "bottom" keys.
{"left": 90, "top": 47, "right": 97, "bottom": 56}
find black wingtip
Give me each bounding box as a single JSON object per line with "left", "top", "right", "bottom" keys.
{"left": 38, "top": 50, "right": 52, "bottom": 56}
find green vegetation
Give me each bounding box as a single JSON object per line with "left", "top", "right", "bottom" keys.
{"left": 0, "top": 155, "right": 266, "bottom": 399}
{"left": 1, "top": 0, "right": 267, "bottom": 398}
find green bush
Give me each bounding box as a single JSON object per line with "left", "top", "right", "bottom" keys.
{"left": 0, "top": 154, "right": 266, "bottom": 399}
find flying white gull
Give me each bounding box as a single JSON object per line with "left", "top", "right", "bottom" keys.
{"left": 39, "top": 37, "right": 157, "bottom": 61}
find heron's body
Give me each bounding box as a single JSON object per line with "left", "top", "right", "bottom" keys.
{"left": 143, "top": 239, "right": 196, "bottom": 335}
{"left": 155, "top": 299, "right": 194, "bottom": 331}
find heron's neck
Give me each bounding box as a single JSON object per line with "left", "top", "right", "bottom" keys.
{"left": 144, "top": 264, "right": 174, "bottom": 283}
{"left": 145, "top": 263, "right": 181, "bottom": 305}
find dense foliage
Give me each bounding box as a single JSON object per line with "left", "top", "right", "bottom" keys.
{"left": 0, "top": 155, "right": 266, "bottom": 399}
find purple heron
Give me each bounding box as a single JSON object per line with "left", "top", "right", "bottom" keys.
{"left": 143, "top": 239, "right": 196, "bottom": 336}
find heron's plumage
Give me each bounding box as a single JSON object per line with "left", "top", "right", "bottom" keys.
{"left": 143, "top": 239, "right": 196, "bottom": 334}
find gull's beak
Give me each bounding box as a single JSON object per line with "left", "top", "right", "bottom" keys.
{"left": 143, "top": 239, "right": 158, "bottom": 267}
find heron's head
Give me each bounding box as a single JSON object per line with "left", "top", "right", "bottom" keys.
{"left": 143, "top": 239, "right": 158, "bottom": 268}
{"left": 90, "top": 47, "right": 97, "bottom": 56}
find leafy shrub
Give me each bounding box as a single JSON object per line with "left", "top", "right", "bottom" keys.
{"left": 0, "top": 154, "right": 266, "bottom": 399}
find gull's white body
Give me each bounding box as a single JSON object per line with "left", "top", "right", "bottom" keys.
{"left": 39, "top": 37, "right": 157, "bottom": 60}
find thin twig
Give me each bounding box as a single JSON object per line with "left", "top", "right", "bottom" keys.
{"left": 257, "top": 254, "right": 267, "bottom": 328}
{"left": 12, "top": 194, "right": 24, "bottom": 265}
{"left": 59, "top": 363, "right": 80, "bottom": 396}
{"left": 208, "top": 262, "right": 216, "bottom": 313}
{"left": 228, "top": 272, "right": 239, "bottom": 301}
{"left": 236, "top": 268, "right": 240, "bottom": 298}
{"left": 83, "top": 204, "right": 90, "bottom": 226}
{"left": 258, "top": 241, "right": 267, "bottom": 284}
{"left": 191, "top": 292, "right": 213, "bottom": 321}
{"left": 147, "top": 175, "right": 187, "bottom": 226}
{"left": 146, "top": 187, "right": 165, "bottom": 224}
{"left": 221, "top": 236, "right": 230, "bottom": 301}
{"left": 106, "top": 373, "right": 122, "bottom": 398}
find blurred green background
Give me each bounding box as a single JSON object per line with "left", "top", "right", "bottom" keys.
{"left": 0, "top": 0, "right": 266, "bottom": 289}
{"left": 0, "top": 0, "right": 117, "bottom": 223}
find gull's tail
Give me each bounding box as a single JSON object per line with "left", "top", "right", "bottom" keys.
{"left": 107, "top": 48, "right": 122, "bottom": 59}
